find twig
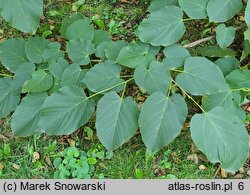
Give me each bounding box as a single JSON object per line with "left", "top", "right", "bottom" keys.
{"left": 184, "top": 36, "right": 214, "bottom": 48}
{"left": 183, "top": 25, "right": 246, "bottom": 48}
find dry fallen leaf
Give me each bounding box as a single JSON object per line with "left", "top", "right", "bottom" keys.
{"left": 239, "top": 167, "right": 245, "bottom": 174}
{"left": 187, "top": 154, "right": 198, "bottom": 164}
{"left": 67, "top": 138, "right": 75, "bottom": 147}
{"left": 0, "top": 163, "right": 4, "bottom": 170}
{"left": 199, "top": 165, "right": 206, "bottom": 170}
{"left": 247, "top": 170, "right": 250, "bottom": 176}
{"left": 221, "top": 168, "right": 228, "bottom": 178}
{"left": 234, "top": 173, "right": 244, "bottom": 179}
{"left": 32, "top": 152, "right": 40, "bottom": 162}
{"left": 12, "top": 164, "right": 20, "bottom": 170}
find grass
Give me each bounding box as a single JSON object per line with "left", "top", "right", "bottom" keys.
{"left": 0, "top": 0, "right": 249, "bottom": 179}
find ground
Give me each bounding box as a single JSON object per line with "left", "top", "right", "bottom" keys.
{"left": 0, "top": 0, "right": 249, "bottom": 179}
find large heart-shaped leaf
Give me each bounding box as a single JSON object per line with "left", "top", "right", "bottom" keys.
{"left": 215, "top": 57, "right": 240, "bottom": 77}
{"left": 67, "top": 39, "right": 95, "bottom": 65}
{"left": 0, "top": 77, "right": 20, "bottom": 118}
{"left": 163, "top": 44, "right": 190, "bottom": 69}
{"left": 176, "top": 57, "right": 229, "bottom": 95}
{"left": 82, "top": 61, "right": 124, "bottom": 93}
{"left": 207, "top": 0, "right": 243, "bottom": 22}
{"left": 92, "top": 30, "right": 112, "bottom": 46}
{"left": 104, "top": 41, "right": 128, "bottom": 61}
{"left": 148, "top": 0, "right": 178, "bottom": 12}
{"left": 61, "top": 63, "right": 88, "bottom": 88}
{"left": 39, "top": 86, "right": 95, "bottom": 135}
{"left": 138, "top": 6, "right": 185, "bottom": 46}
{"left": 226, "top": 69, "right": 250, "bottom": 89}
{"left": 202, "top": 91, "right": 245, "bottom": 121}
{"left": 0, "top": 0, "right": 43, "bottom": 34}
{"left": 60, "top": 13, "right": 86, "bottom": 39}
{"left": 25, "top": 37, "right": 49, "bottom": 64}
{"left": 134, "top": 61, "right": 171, "bottom": 94}
{"left": 96, "top": 92, "right": 139, "bottom": 151}
{"left": 66, "top": 19, "right": 94, "bottom": 41}
{"left": 178, "top": 0, "right": 209, "bottom": 19}
{"left": 190, "top": 107, "right": 249, "bottom": 172}
{"left": 139, "top": 92, "right": 188, "bottom": 152}
{"left": 116, "top": 42, "right": 154, "bottom": 68}
{"left": 11, "top": 92, "right": 48, "bottom": 136}
{"left": 43, "top": 42, "right": 64, "bottom": 63}
{"left": 0, "top": 39, "right": 28, "bottom": 72}
{"left": 49, "top": 58, "right": 69, "bottom": 80}
{"left": 22, "top": 69, "right": 54, "bottom": 93}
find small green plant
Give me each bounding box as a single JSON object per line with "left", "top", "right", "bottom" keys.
{"left": 53, "top": 147, "right": 95, "bottom": 179}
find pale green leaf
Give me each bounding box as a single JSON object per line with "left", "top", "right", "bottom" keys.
{"left": 134, "top": 61, "right": 171, "bottom": 94}
{"left": 43, "top": 42, "right": 64, "bottom": 62}
{"left": 163, "top": 44, "right": 190, "bottom": 69}
{"left": 67, "top": 38, "right": 95, "bottom": 65}
{"left": 104, "top": 40, "right": 128, "bottom": 61}
{"left": 226, "top": 69, "right": 250, "bottom": 89}
{"left": 49, "top": 58, "right": 69, "bottom": 80}
{"left": 92, "top": 30, "right": 112, "bottom": 46}
{"left": 25, "top": 37, "right": 49, "bottom": 63}
{"left": 39, "top": 86, "right": 95, "bottom": 135}
{"left": 0, "top": 0, "right": 43, "bottom": 34}
{"left": 139, "top": 92, "right": 188, "bottom": 152}
{"left": 203, "top": 91, "right": 245, "bottom": 121}
{"left": 11, "top": 92, "right": 48, "bottom": 136}
{"left": 138, "top": 6, "right": 185, "bottom": 46}
{"left": 198, "top": 46, "right": 237, "bottom": 57}
{"left": 0, "top": 39, "right": 28, "bottom": 72}
{"left": 190, "top": 107, "right": 249, "bottom": 172}
{"left": 215, "top": 57, "right": 239, "bottom": 76}
{"left": 207, "top": 0, "right": 243, "bottom": 22}
{"left": 0, "top": 77, "right": 20, "bottom": 118}
{"left": 66, "top": 19, "right": 94, "bottom": 41}
{"left": 96, "top": 92, "right": 139, "bottom": 151}
{"left": 178, "top": 0, "right": 209, "bottom": 19}
{"left": 22, "top": 69, "right": 54, "bottom": 93}
{"left": 60, "top": 13, "right": 86, "bottom": 39}
{"left": 148, "top": 0, "right": 178, "bottom": 12}
{"left": 216, "top": 24, "right": 235, "bottom": 48}
{"left": 82, "top": 61, "right": 124, "bottom": 93}
{"left": 176, "top": 57, "right": 229, "bottom": 95}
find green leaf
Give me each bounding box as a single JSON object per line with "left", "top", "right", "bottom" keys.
{"left": 245, "top": 0, "right": 250, "bottom": 29}
{"left": 0, "top": 0, "right": 43, "bottom": 34}
{"left": 104, "top": 40, "right": 128, "bottom": 61}
{"left": 66, "top": 19, "right": 94, "bottom": 41}
{"left": 43, "top": 42, "right": 64, "bottom": 62}
{"left": 198, "top": 46, "right": 237, "bottom": 58}
{"left": 148, "top": 0, "right": 178, "bottom": 12}
{"left": 216, "top": 24, "right": 235, "bottom": 48}
{"left": 95, "top": 41, "right": 113, "bottom": 59}
{"left": 178, "top": 0, "right": 209, "bottom": 19}
{"left": 190, "top": 107, "right": 249, "bottom": 172}
{"left": 25, "top": 37, "right": 49, "bottom": 64}
{"left": 12, "top": 62, "right": 36, "bottom": 92}
{"left": 11, "top": 92, "right": 48, "bottom": 136}
{"left": 0, "top": 39, "right": 28, "bottom": 72}
{"left": 92, "top": 30, "right": 112, "bottom": 47}
{"left": 49, "top": 58, "right": 69, "bottom": 80}
{"left": 82, "top": 61, "right": 124, "bottom": 93}
{"left": 67, "top": 38, "right": 95, "bottom": 65}
{"left": 138, "top": 6, "right": 185, "bottom": 46}
{"left": 225, "top": 69, "right": 250, "bottom": 89}
{"left": 207, "top": 0, "right": 243, "bottom": 22}
{"left": 163, "top": 44, "right": 190, "bottom": 69}
{"left": 116, "top": 42, "right": 153, "bottom": 68}
{"left": 134, "top": 61, "right": 171, "bottom": 94}
{"left": 22, "top": 69, "right": 54, "bottom": 93}
{"left": 60, "top": 13, "right": 86, "bottom": 38}
{"left": 215, "top": 57, "right": 239, "bottom": 77}
{"left": 203, "top": 91, "right": 245, "bottom": 121}
{"left": 96, "top": 92, "right": 139, "bottom": 151}
{"left": 0, "top": 77, "right": 20, "bottom": 118}
{"left": 39, "top": 86, "right": 95, "bottom": 135}
{"left": 139, "top": 92, "right": 188, "bottom": 153}
{"left": 176, "top": 57, "right": 229, "bottom": 95}
{"left": 61, "top": 63, "right": 88, "bottom": 88}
